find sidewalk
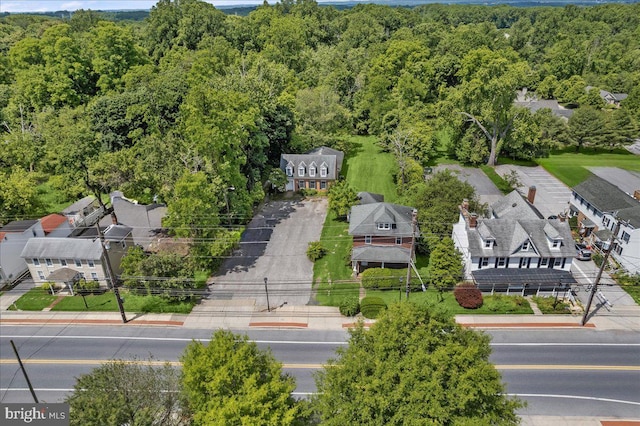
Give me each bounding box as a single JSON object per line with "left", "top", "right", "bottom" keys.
{"left": 2, "top": 299, "right": 639, "bottom": 331}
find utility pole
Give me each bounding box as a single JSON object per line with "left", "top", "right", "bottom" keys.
{"left": 581, "top": 220, "right": 621, "bottom": 326}
{"left": 10, "top": 340, "right": 38, "bottom": 403}
{"left": 405, "top": 209, "right": 418, "bottom": 300}
{"left": 264, "top": 277, "right": 271, "bottom": 312}
{"left": 96, "top": 224, "right": 127, "bottom": 323}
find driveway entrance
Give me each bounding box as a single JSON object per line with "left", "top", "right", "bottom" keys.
{"left": 208, "top": 197, "right": 327, "bottom": 308}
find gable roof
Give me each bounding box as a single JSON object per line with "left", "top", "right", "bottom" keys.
{"left": 0, "top": 220, "right": 39, "bottom": 233}
{"left": 280, "top": 146, "right": 344, "bottom": 180}
{"left": 104, "top": 193, "right": 166, "bottom": 248}
{"left": 491, "top": 190, "right": 543, "bottom": 220}
{"left": 617, "top": 206, "right": 640, "bottom": 228}
{"left": 21, "top": 238, "right": 103, "bottom": 260}
{"left": 62, "top": 196, "right": 98, "bottom": 214}
{"left": 357, "top": 192, "right": 384, "bottom": 205}
{"left": 40, "top": 214, "right": 68, "bottom": 234}
{"left": 467, "top": 218, "right": 575, "bottom": 258}
{"left": 573, "top": 175, "right": 639, "bottom": 213}
{"left": 349, "top": 203, "right": 417, "bottom": 236}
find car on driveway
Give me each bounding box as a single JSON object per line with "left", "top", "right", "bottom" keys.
{"left": 575, "top": 243, "right": 592, "bottom": 261}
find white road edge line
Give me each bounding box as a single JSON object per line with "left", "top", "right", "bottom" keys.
{"left": 511, "top": 394, "right": 640, "bottom": 406}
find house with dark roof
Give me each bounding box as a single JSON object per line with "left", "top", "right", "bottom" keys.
{"left": 348, "top": 202, "right": 418, "bottom": 274}
{"left": 280, "top": 146, "right": 344, "bottom": 192}
{"left": 453, "top": 193, "right": 576, "bottom": 294}
{"left": 0, "top": 220, "right": 45, "bottom": 287}
{"left": 514, "top": 89, "right": 574, "bottom": 120}
{"left": 98, "top": 192, "right": 167, "bottom": 250}
{"left": 586, "top": 87, "right": 628, "bottom": 107}
{"left": 21, "top": 224, "right": 133, "bottom": 289}
{"left": 570, "top": 175, "right": 640, "bottom": 274}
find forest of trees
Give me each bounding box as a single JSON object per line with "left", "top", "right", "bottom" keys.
{"left": 1, "top": 0, "right": 639, "bottom": 272}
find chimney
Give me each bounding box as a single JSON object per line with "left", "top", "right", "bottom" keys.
{"left": 469, "top": 213, "right": 478, "bottom": 228}
{"left": 527, "top": 186, "right": 536, "bottom": 204}
{"left": 634, "top": 189, "right": 640, "bottom": 201}
{"left": 111, "top": 212, "right": 119, "bottom": 225}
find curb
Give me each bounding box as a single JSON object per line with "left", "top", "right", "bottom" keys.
{"left": 0, "top": 319, "right": 184, "bottom": 327}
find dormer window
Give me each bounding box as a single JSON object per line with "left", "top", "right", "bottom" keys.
{"left": 309, "top": 163, "right": 316, "bottom": 177}
{"left": 285, "top": 166, "right": 293, "bottom": 177}
{"left": 551, "top": 239, "right": 560, "bottom": 249}
{"left": 377, "top": 223, "right": 391, "bottom": 230}
{"left": 298, "top": 165, "right": 305, "bottom": 176}
{"left": 484, "top": 239, "right": 494, "bottom": 249}
{"left": 522, "top": 241, "right": 529, "bottom": 251}
{"left": 320, "top": 166, "right": 327, "bottom": 177}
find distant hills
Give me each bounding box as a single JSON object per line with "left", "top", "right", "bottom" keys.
{"left": 3, "top": 0, "right": 639, "bottom": 21}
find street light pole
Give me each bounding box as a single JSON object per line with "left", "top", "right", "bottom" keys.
{"left": 264, "top": 277, "right": 271, "bottom": 312}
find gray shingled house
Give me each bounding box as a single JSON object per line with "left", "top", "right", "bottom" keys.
{"left": 348, "top": 202, "right": 418, "bottom": 275}
{"left": 280, "top": 146, "right": 344, "bottom": 192}
{"left": 570, "top": 175, "right": 640, "bottom": 274}
{"left": 453, "top": 192, "right": 576, "bottom": 293}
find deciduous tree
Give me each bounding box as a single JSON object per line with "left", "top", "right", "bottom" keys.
{"left": 66, "top": 358, "right": 185, "bottom": 426}
{"left": 314, "top": 303, "right": 523, "bottom": 425}
{"left": 428, "top": 237, "right": 464, "bottom": 301}
{"left": 181, "top": 330, "right": 307, "bottom": 426}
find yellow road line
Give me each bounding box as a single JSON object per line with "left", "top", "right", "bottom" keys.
{"left": 1, "top": 360, "right": 639, "bottom": 371}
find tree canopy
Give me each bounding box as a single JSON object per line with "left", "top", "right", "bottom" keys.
{"left": 314, "top": 302, "right": 523, "bottom": 425}
{"left": 180, "top": 330, "right": 308, "bottom": 426}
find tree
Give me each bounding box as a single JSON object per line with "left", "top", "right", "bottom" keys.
{"left": 314, "top": 303, "right": 523, "bottom": 425}
{"left": 327, "top": 179, "right": 359, "bottom": 219}
{"left": 566, "top": 106, "right": 607, "bottom": 151}
{"left": 66, "top": 358, "right": 185, "bottom": 426}
{"left": 429, "top": 237, "right": 464, "bottom": 301}
{"left": 0, "top": 167, "right": 43, "bottom": 222}
{"left": 181, "top": 330, "right": 307, "bottom": 426}
{"left": 404, "top": 169, "right": 481, "bottom": 253}
{"left": 451, "top": 47, "right": 531, "bottom": 165}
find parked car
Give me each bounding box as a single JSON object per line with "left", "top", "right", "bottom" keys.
{"left": 575, "top": 243, "right": 592, "bottom": 261}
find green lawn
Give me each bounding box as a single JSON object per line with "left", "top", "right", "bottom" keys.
{"left": 7, "top": 288, "right": 58, "bottom": 310}
{"left": 480, "top": 165, "right": 513, "bottom": 194}
{"left": 367, "top": 289, "right": 533, "bottom": 315}
{"left": 8, "top": 288, "right": 195, "bottom": 314}
{"left": 536, "top": 147, "right": 640, "bottom": 187}
{"left": 345, "top": 136, "right": 399, "bottom": 202}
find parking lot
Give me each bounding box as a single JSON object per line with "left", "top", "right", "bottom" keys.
{"left": 208, "top": 197, "right": 328, "bottom": 308}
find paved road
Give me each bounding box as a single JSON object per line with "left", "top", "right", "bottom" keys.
{"left": 2, "top": 326, "right": 639, "bottom": 419}
{"left": 208, "top": 197, "right": 328, "bottom": 308}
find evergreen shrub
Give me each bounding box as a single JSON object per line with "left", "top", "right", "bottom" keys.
{"left": 360, "top": 296, "right": 387, "bottom": 319}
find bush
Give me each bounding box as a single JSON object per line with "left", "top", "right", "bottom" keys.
{"left": 361, "top": 268, "right": 399, "bottom": 290}
{"left": 307, "top": 241, "right": 327, "bottom": 262}
{"left": 41, "top": 282, "right": 59, "bottom": 293}
{"left": 454, "top": 283, "right": 483, "bottom": 309}
{"left": 74, "top": 280, "right": 102, "bottom": 295}
{"left": 592, "top": 252, "right": 604, "bottom": 267}
{"left": 339, "top": 296, "right": 360, "bottom": 317}
{"left": 360, "top": 296, "right": 387, "bottom": 319}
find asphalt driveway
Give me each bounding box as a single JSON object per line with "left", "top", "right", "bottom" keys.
{"left": 432, "top": 165, "right": 503, "bottom": 206}
{"left": 208, "top": 196, "right": 328, "bottom": 308}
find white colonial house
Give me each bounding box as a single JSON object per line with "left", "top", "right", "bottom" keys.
{"left": 453, "top": 191, "right": 576, "bottom": 293}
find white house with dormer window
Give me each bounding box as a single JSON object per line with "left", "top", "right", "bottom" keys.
{"left": 280, "top": 147, "right": 344, "bottom": 192}
{"left": 453, "top": 191, "right": 576, "bottom": 293}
